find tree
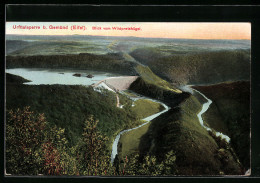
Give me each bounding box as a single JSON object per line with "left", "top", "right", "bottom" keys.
{"left": 6, "top": 107, "right": 46, "bottom": 175}
{"left": 42, "top": 126, "right": 79, "bottom": 175}
{"left": 120, "top": 150, "right": 177, "bottom": 176}
{"left": 162, "top": 150, "right": 178, "bottom": 175}
{"left": 41, "top": 141, "right": 62, "bottom": 175}
{"left": 77, "top": 115, "right": 111, "bottom": 176}
{"left": 6, "top": 107, "right": 79, "bottom": 175}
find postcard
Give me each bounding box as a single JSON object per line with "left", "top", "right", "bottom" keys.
{"left": 5, "top": 21, "right": 251, "bottom": 176}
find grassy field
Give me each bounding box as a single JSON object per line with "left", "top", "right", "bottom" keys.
{"left": 117, "top": 98, "right": 165, "bottom": 160}
{"left": 118, "top": 123, "right": 151, "bottom": 160}
{"left": 135, "top": 65, "right": 182, "bottom": 93}
{"left": 131, "top": 99, "right": 164, "bottom": 119}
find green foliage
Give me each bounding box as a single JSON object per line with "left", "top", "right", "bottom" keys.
{"left": 131, "top": 48, "right": 250, "bottom": 85}
{"left": 6, "top": 107, "right": 46, "bottom": 175}
{"left": 5, "top": 38, "right": 250, "bottom": 176}
{"left": 117, "top": 150, "right": 177, "bottom": 176}
{"left": 129, "top": 77, "right": 189, "bottom": 107}
{"left": 163, "top": 150, "right": 178, "bottom": 175}
{"left": 76, "top": 115, "right": 112, "bottom": 176}
{"left": 5, "top": 107, "right": 113, "bottom": 176}
{"left": 135, "top": 65, "right": 181, "bottom": 93}
{"left": 6, "top": 53, "right": 137, "bottom": 75}
{"left": 6, "top": 76, "right": 142, "bottom": 147}
{"left": 6, "top": 107, "right": 79, "bottom": 175}
{"left": 138, "top": 95, "right": 242, "bottom": 175}
{"left": 193, "top": 81, "right": 250, "bottom": 169}
{"left": 42, "top": 126, "right": 79, "bottom": 175}
{"left": 6, "top": 105, "right": 178, "bottom": 176}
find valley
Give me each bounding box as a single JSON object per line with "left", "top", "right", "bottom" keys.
{"left": 5, "top": 34, "right": 250, "bottom": 176}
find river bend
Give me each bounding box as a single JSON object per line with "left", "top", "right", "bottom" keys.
{"left": 110, "top": 92, "right": 170, "bottom": 164}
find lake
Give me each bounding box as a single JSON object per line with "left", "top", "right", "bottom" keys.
{"left": 6, "top": 68, "right": 120, "bottom": 86}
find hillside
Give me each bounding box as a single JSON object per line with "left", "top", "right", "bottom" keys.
{"left": 5, "top": 36, "right": 250, "bottom": 176}
{"left": 130, "top": 48, "right": 250, "bottom": 85}
{"left": 119, "top": 67, "right": 244, "bottom": 175}
{"left": 6, "top": 36, "right": 250, "bottom": 85}
{"left": 6, "top": 73, "right": 141, "bottom": 147}
{"left": 6, "top": 53, "right": 138, "bottom": 76}
{"left": 193, "top": 81, "right": 250, "bottom": 170}
{"left": 5, "top": 73, "right": 31, "bottom": 84}
{"left": 129, "top": 72, "right": 188, "bottom": 107}
{"left": 137, "top": 95, "right": 243, "bottom": 175}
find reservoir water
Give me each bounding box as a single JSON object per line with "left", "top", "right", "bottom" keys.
{"left": 6, "top": 68, "right": 120, "bottom": 86}
{"left": 6, "top": 68, "right": 170, "bottom": 165}
{"left": 6, "top": 68, "right": 231, "bottom": 167}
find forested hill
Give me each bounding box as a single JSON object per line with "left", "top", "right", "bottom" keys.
{"left": 6, "top": 53, "right": 138, "bottom": 76}
{"left": 130, "top": 48, "right": 250, "bottom": 85}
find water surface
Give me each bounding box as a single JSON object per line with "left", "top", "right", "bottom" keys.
{"left": 6, "top": 68, "right": 120, "bottom": 86}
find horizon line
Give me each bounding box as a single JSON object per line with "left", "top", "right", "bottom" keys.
{"left": 5, "top": 33, "right": 251, "bottom": 41}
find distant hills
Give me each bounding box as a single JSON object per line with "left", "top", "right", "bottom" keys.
{"left": 6, "top": 34, "right": 251, "bottom": 85}
{"left": 6, "top": 34, "right": 250, "bottom": 47}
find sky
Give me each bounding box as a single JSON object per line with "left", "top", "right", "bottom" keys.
{"left": 6, "top": 22, "right": 251, "bottom": 40}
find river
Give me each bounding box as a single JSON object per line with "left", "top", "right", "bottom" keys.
{"left": 110, "top": 88, "right": 232, "bottom": 164}
{"left": 193, "top": 88, "right": 231, "bottom": 143}
{"left": 6, "top": 68, "right": 171, "bottom": 164}
{"left": 6, "top": 68, "right": 232, "bottom": 166}
{"left": 110, "top": 92, "right": 170, "bottom": 164}
{"left": 193, "top": 88, "right": 252, "bottom": 175}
